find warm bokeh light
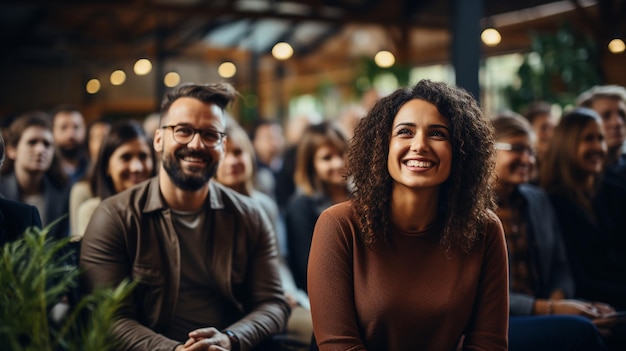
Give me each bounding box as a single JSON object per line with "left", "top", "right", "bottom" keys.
{"left": 608, "top": 38, "right": 625, "bottom": 53}
{"left": 164, "top": 72, "right": 181, "bottom": 87}
{"left": 272, "top": 42, "right": 294, "bottom": 60}
{"left": 134, "top": 58, "right": 152, "bottom": 75}
{"left": 110, "top": 70, "right": 126, "bottom": 85}
{"left": 481, "top": 28, "right": 502, "bottom": 46}
{"left": 218, "top": 61, "right": 237, "bottom": 78}
{"left": 374, "top": 50, "right": 395, "bottom": 68}
{"left": 86, "top": 79, "right": 101, "bottom": 94}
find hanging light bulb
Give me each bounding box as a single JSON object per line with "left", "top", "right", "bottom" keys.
{"left": 86, "top": 79, "right": 101, "bottom": 94}
{"left": 272, "top": 42, "right": 294, "bottom": 60}
{"left": 164, "top": 72, "right": 181, "bottom": 87}
{"left": 218, "top": 61, "right": 237, "bottom": 78}
{"left": 134, "top": 58, "right": 153, "bottom": 75}
{"left": 110, "top": 70, "right": 126, "bottom": 86}
{"left": 608, "top": 38, "right": 625, "bottom": 54}
{"left": 374, "top": 50, "right": 395, "bottom": 68}
{"left": 481, "top": 27, "right": 502, "bottom": 46}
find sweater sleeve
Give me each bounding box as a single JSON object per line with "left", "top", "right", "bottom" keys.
{"left": 307, "top": 206, "right": 367, "bottom": 351}
{"left": 462, "top": 212, "right": 509, "bottom": 351}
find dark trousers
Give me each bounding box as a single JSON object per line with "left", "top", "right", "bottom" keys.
{"left": 509, "top": 315, "right": 607, "bottom": 351}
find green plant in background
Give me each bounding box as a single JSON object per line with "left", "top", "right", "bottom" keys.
{"left": 0, "top": 223, "right": 134, "bottom": 351}
{"left": 355, "top": 56, "right": 412, "bottom": 96}
{"left": 504, "top": 22, "right": 602, "bottom": 113}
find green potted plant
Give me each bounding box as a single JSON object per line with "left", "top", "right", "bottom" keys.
{"left": 0, "top": 222, "right": 134, "bottom": 351}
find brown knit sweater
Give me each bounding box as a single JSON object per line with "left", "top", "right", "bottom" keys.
{"left": 308, "top": 201, "right": 509, "bottom": 351}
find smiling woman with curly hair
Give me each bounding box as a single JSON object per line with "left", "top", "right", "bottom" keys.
{"left": 307, "top": 80, "right": 508, "bottom": 351}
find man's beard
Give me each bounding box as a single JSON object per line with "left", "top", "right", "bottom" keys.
{"left": 162, "top": 148, "right": 217, "bottom": 191}
{"left": 57, "top": 145, "right": 82, "bottom": 159}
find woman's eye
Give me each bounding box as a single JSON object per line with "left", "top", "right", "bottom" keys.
{"left": 430, "top": 130, "right": 446, "bottom": 138}
{"left": 396, "top": 128, "right": 413, "bottom": 136}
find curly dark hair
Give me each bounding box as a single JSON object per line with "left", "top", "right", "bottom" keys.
{"left": 346, "top": 80, "right": 496, "bottom": 252}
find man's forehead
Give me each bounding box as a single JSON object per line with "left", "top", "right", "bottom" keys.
{"left": 166, "top": 98, "right": 224, "bottom": 121}
{"left": 54, "top": 112, "right": 84, "bottom": 124}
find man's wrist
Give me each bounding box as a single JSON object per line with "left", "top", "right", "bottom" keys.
{"left": 223, "top": 330, "right": 240, "bottom": 351}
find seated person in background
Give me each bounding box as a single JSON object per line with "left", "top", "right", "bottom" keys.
{"left": 215, "top": 117, "right": 312, "bottom": 351}
{"left": 51, "top": 105, "right": 89, "bottom": 185}
{"left": 522, "top": 102, "right": 558, "bottom": 183}
{"left": 576, "top": 85, "right": 626, "bottom": 171}
{"left": 69, "top": 117, "right": 112, "bottom": 236}
{"left": 0, "top": 111, "right": 69, "bottom": 239}
{"left": 492, "top": 113, "right": 608, "bottom": 351}
{"left": 0, "top": 133, "right": 42, "bottom": 245}
{"left": 540, "top": 107, "right": 626, "bottom": 350}
{"left": 285, "top": 121, "right": 350, "bottom": 292}
{"left": 74, "top": 120, "right": 155, "bottom": 237}
{"left": 80, "top": 82, "right": 289, "bottom": 351}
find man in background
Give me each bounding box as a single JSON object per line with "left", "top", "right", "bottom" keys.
{"left": 51, "top": 105, "right": 88, "bottom": 184}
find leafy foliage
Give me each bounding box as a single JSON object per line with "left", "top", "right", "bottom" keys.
{"left": 504, "top": 22, "right": 602, "bottom": 113}
{"left": 0, "top": 223, "right": 134, "bottom": 351}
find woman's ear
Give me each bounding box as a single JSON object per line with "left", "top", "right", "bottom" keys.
{"left": 6, "top": 145, "right": 17, "bottom": 160}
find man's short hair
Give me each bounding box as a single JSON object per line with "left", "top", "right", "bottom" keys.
{"left": 159, "top": 83, "right": 238, "bottom": 124}
{"left": 50, "top": 104, "right": 83, "bottom": 122}
{"left": 576, "top": 85, "right": 626, "bottom": 107}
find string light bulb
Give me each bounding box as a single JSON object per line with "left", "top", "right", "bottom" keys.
{"left": 272, "top": 42, "right": 294, "bottom": 60}
{"left": 608, "top": 38, "right": 625, "bottom": 54}
{"left": 374, "top": 50, "right": 395, "bottom": 68}
{"left": 481, "top": 27, "right": 502, "bottom": 46}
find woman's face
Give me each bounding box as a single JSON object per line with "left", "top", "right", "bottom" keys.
{"left": 495, "top": 134, "right": 535, "bottom": 187}
{"left": 216, "top": 137, "right": 254, "bottom": 190}
{"left": 574, "top": 120, "right": 607, "bottom": 176}
{"left": 387, "top": 99, "right": 452, "bottom": 192}
{"left": 9, "top": 126, "right": 54, "bottom": 174}
{"left": 313, "top": 143, "right": 345, "bottom": 187}
{"left": 107, "top": 137, "right": 154, "bottom": 193}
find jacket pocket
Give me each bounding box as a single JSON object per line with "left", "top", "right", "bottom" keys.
{"left": 133, "top": 265, "right": 164, "bottom": 285}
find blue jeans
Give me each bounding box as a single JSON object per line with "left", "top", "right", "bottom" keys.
{"left": 509, "top": 315, "right": 607, "bottom": 351}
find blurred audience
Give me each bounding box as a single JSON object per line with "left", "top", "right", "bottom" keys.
{"left": 0, "top": 132, "right": 42, "bottom": 245}
{"left": 540, "top": 107, "right": 626, "bottom": 309}
{"left": 68, "top": 117, "right": 112, "bottom": 236}
{"left": 523, "top": 102, "right": 558, "bottom": 183}
{"left": 285, "top": 121, "right": 350, "bottom": 292}
{"left": 215, "top": 117, "right": 312, "bottom": 351}
{"left": 75, "top": 120, "right": 155, "bottom": 237}
{"left": 0, "top": 111, "right": 69, "bottom": 239}
{"left": 275, "top": 114, "right": 318, "bottom": 211}
{"left": 577, "top": 85, "right": 626, "bottom": 185}
{"left": 251, "top": 119, "right": 286, "bottom": 199}
{"left": 51, "top": 105, "right": 88, "bottom": 184}
{"left": 334, "top": 103, "right": 366, "bottom": 141}
{"left": 492, "top": 113, "right": 609, "bottom": 351}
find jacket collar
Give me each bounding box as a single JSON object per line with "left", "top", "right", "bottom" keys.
{"left": 142, "top": 176, "right": 226, "bottom": 213}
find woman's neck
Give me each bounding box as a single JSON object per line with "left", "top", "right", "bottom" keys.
{"left": 390, "top": 186, "right": 439, "bottom": 232}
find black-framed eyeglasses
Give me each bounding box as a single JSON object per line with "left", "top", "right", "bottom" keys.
{"left": 161, "top": 124, "right": 226, "bottom": 147}
{"left": 495, "top": 142, "right": 536, "bottom": 157}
